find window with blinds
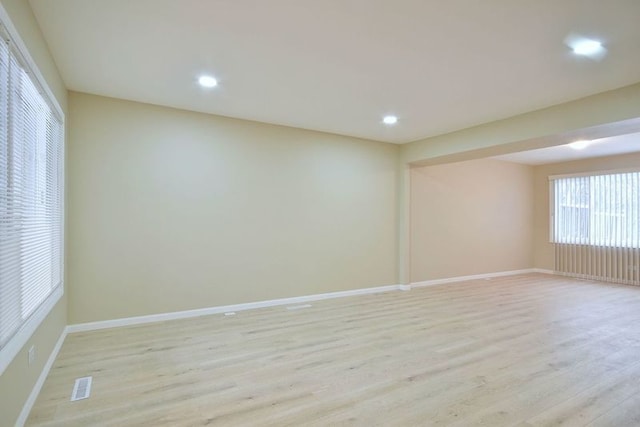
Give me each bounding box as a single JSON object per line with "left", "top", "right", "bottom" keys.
{"left": 551, "top": 171, "right": 640, "bottom": 248}
{"left": 0, "top": 15, "right": 64, "bottom": 373}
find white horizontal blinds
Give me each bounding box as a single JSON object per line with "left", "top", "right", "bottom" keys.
{"left": 0, "top": 26, "right": 64, "bottom": 350}
{"left": 552, "top": 171, "right": 640, "bottom": 285}
{"left": 0, "top": 32, "right": 10, "bottom": 342}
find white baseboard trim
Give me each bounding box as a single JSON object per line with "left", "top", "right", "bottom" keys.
{"left": 16, "top": 326, "right": 68, "bottom": 427}
{"left": 66, "top": 284, "right": 401, "bottom": 334}
{"left": 65, "top": 270, "right": 561, "bottom": 334}
{"left": 410, "top": 268, "right": 549, "bottom": 288}
{"left": 531, "top": 268, "right": 556, "bottom": 275}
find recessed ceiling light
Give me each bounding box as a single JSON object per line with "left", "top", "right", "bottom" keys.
{"left": 564, "top": 34, "right": 607, "bottom": 60}
{"left": 568, "top": 140, "right": 591, "bottom": 150}
{"left": 571, "top": 39, "right": 604, "bottom": 56}
{"left": 198, "top": 75, "right": 218, "bottom": 88}
{"left": 383, "top": 115, "right": 398, "bottom": 125}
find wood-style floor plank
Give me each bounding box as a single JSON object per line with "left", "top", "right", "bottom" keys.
{"left": 26, "top": 274, "right": 640, "bottom": 426}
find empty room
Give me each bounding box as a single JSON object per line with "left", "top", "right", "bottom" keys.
{"left": 2, "top": 1, "right": 640, "bottom": 426}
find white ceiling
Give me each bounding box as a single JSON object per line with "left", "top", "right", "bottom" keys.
{"left": 29, "top": 0, "right": 640, "bottom": 144}
{"left": 493, "top": 132, "right": 640, "bottom": 165}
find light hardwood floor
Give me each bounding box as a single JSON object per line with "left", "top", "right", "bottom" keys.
{"left": 26, "top": 274, "right": 640, "bottom": 426}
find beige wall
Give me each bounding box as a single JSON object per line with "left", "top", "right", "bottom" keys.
{"left": 0, "top": 0, "right": 67, "bottom": 426}
{"left": 533, "top": 152, "right": 640, "bottom": 270}
{"left": 410, "top": 158, "right": 534, "bottom": 282}
{"left": 0, "top": 1, "right": 637, "bottom": 424}
{"left": 67, "top": 92, "right": 399, "bottom": 323}
{"left": 0, "top": 300, "right": 66, "bottom": 426}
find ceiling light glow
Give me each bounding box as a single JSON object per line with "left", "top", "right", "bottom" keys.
{"left": 568, "top": 140, "right": 591, "bottom": 150}
{"left": 571, "top": 39, "right": 603, "bottom": 56}
{"left": 198, "top": 75, "right": 218, "bottom": 88}
{"left": 383, "top": 115, "right": 398, "bottom": 125}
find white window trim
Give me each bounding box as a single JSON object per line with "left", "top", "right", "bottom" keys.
{"left": 0, "top": 2, "right": 65, "bottom": 376}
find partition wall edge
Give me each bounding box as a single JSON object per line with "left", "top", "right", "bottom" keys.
{"left": 398, "top": 82, "right": 640, "bottom": 284}
{"left": 401, "top": 83, "right": 640, "bottom": 165}
{"left": 396, "top": 161, "right": 412, "bottom": 286}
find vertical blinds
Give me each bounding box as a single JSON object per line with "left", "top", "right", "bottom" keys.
{"left": 0, "top": 24, "right": 64, "bottom": 351}
{"left": 552, "top": 172, "right": 640, "bottom": 248}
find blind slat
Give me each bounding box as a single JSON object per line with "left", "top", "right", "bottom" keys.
{"left": 0, "top": 26, "right": 64, "bottom": 351}
{"left": 552, "top": 172, "right": 640, "bottom": 249}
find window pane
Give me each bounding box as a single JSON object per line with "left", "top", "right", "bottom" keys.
{"left": 0, "top": 28, "right": 64, "bottom": 350}
{"left": 553, "top": 172, "right": 640, "bottom": 249}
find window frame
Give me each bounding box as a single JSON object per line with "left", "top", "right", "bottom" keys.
{"left": 549, "top": 167, "right": 640, "bottom": 247}
{"left": 0, "top": 3, "right": 65, "bottom": 376}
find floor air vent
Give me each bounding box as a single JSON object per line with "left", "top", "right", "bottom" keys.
{"left": 71, "top": 376, "right": 93, "bottom": 401}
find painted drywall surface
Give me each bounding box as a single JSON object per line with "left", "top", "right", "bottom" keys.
{"left": 533, "top": 152, "right": 640, "bottom": 270}
{"left": 396, "top": 162, "right": 411, "bottom": 284}
{"left": 67, "top": 92, "right": 399, "bottom": 323}
{"left": 401, "top": 83, "right": 640, "bottom": 165}
{"left": 0, "top": 299, "right": 66, "bottom": 426}
{"left": 410, "top": 158, "right": 534, "bottom": 282}
{"left": 0, "top": 1, "right": 67, "bottom": 426}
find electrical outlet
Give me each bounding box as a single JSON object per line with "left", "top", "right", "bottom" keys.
{"left": 28, "top": 345, "right": 36, "bottom": 366}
